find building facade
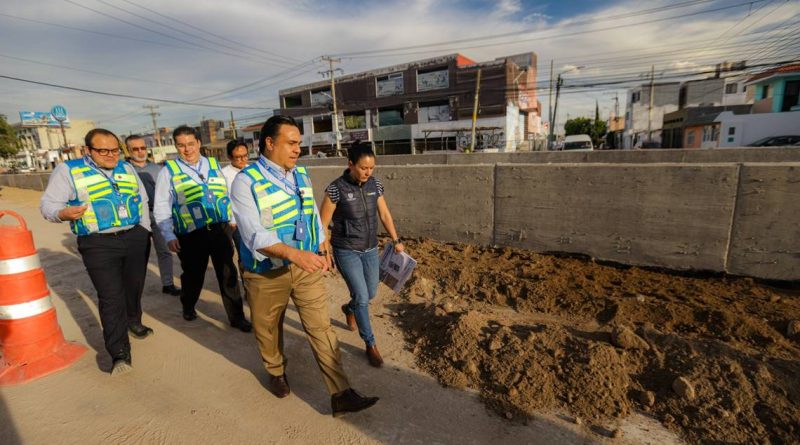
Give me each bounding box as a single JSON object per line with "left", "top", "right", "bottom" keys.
{"left": 277, "top": 52, "right": 542, "bottom": 155}
{"left": 14, "top": 118, "right": 95, "bottom": 170}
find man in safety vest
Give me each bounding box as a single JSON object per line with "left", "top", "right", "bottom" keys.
{"left": 231, "top": 115, "right": 378, "bottom": 417}
{"left": 40, "top": 128, "right": 152, "bottom": 375}
{"left": 153, "top": 126, "right": 250, "bottom": 332}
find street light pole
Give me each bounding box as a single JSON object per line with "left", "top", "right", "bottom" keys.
{"left": 547, "top": 66, "right": 584, "bottom": 150}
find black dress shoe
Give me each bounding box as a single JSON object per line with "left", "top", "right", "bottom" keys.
{"left": 267, "top": 374, "right": 290, "bottom": 398}
{"left": 110, "top": 350, "right": 132, "bottom": 376}
{"left": 183, "top": 309, "right": 197, "bottom": 321}
{"left": 331, "top": 388, "right": 379, "bottom": 417}
{"left": 162, "top": 285, "right": 181, "bottom": 296}
{"left": 129, "top": 323, "right": 154, "bottom": 339}
{"left": 231, "top": 318, "right": 252, "bottom": 332}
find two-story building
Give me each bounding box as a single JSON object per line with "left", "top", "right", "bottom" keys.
{"left": 276, "top": 52, "right": 542, "bottom": 155}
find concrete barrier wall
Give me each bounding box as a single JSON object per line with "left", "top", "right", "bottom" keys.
{"left": 493, "top": 164, "right": 739, "bottom": 272}
{"left": 4, "top": 158, "right": 799, "bottom": 280}
{"left": 300, "top": 147, "right": 800, "bottom": 166}
{"left": 307, "top": 165, "right": 495, "bottom": 245}
{"left": 727, "top": 163, "right": 800, "bottom": 280}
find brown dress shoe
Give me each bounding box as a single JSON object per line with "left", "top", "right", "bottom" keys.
{"left": 366, "top": 345, "right": 383, "bottom": 368}
{"left": 267, "top": 374, "right": 290, "bottom": 398}
{"left": 341, "top": 304, "right": 357, "bottom": 331}
{"left": 331, "top": 388, "right": 379, "bottom": 417}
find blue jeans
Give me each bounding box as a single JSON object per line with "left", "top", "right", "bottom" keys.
{"left": 334, "top": 247, "right": 380, "bottom": 347}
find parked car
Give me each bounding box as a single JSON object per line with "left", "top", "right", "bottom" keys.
{"left": 562, "top": 134, "right": 594, "bottom": 151}
{"left": 747, "top": 135, "right": 800, "bottom": 147}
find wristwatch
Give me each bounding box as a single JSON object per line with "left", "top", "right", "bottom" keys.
{"left": 392, "top": 238, "right": 401, "bottom": 244}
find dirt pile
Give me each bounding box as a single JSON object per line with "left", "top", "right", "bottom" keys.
{"left": 389, "top": 239, "right": 800, "bottom": 444}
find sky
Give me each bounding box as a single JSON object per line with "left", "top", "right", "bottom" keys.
{"left": 0, "top": 0, "right": 797, "bottom": 137}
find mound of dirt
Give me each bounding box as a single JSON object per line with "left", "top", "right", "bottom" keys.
{"left": 389, "top": 239, "right": 800, "bottom": 444}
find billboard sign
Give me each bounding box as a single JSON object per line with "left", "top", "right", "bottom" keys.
{"left": 19, "top": 111, "right": 70, "bottom": 127}
{"left": 50, "top": 105, "right": 68, "bottom": 122}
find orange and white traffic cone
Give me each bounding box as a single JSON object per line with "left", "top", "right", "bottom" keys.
{"left": 0, "top": 210, "right": 87, "bottom": 386}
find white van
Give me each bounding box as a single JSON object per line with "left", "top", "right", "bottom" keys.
{"left": 562, "top": 134, "right": 594, "bottom": 151}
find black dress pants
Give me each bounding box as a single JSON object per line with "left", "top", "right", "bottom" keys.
{"left": 176, "top": 223, "right": 245, "bottom": 323}
{"left": 77, "top": 225, "right": 149, "bottom": 359}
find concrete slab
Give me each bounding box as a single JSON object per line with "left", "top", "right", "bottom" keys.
{"left": 381, "top": 165, "right": 495, "bottom": 245}
{"left": 493, "top": 163, "right": 740, "bottom": 272}
{"left": 726, "top": 163, "right": 800, "bottom": 281}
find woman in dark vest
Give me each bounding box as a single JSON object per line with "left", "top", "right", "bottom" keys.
{"left": 320, "top": 141, "right": 403, "bottom": 368}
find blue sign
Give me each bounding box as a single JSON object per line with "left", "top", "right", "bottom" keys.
{"left": 51, "top": 105, "right": 68, "bottom": 122}
{"left": 19, "top": 111, "right": 70, "bottom": 127}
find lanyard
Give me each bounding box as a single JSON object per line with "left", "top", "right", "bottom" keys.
{"left": 177, "top": 157, "right": 207, "bottom": 182}
{"left": 258, "top": 158, "right": 305, "bottom": 221}
{"left": 85, "top": 157, "right": 120, "bottom": 193}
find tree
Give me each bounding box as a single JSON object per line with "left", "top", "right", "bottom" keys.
{"left": 564, "top": 117, "right": 593, "bottom": 137}
{"left": 564, "top": 116, "right": 608, "bottom": 147}
{"left": 0, "top": 115, "right": 20, "bottom": 159}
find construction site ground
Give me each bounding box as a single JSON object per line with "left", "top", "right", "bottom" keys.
{"left": 1, "top": 186, "right": 798, "bottom": 445}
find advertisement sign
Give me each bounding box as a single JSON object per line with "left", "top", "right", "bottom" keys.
{"left": 50, "top": 105, "right": 68, "bottom": 122}
{"left": 19, "top": 111, "right": 70, "bottom": 127}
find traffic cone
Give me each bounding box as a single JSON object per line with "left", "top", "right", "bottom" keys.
{"left": 0, "top": 210, "right": 87, "bottom": 386}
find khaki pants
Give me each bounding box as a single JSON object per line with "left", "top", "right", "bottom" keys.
{"left": 244, "top": 265, "right": 350, "bottom": 395}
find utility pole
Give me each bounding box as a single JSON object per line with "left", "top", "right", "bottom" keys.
{"left": 547, "top": 60, "right": 554, "bottom": 150}
{"left": 144, "top": 105, "right": 161, "bottom": 146}
{"left": 469, "top": 69, "right": 482, "bottom": 153}
{"left": 647, "top": 64, "right": 654, "bottom": 143}
{"left": 549, "top": 74, "right": 563, "bottom": 151}
{"left": 229, "top": 110, "right": 237, "bottom": 140}
{"left": 320, "top": 56, "right": 343, "bottom": 156}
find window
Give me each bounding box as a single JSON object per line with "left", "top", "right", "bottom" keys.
{"left": 284, "top": 94, "right": 302, "bottom": 108}
{"left": 311, "top": 89, "right": 332, "bottom": 107}
{"left": 631, "top": 92, "right": 641, "bottom": 103}
{"left": 725, "top": 84, "right": 738, "bottom": 94}
{"left": 781, "top": 80, "right": 799, "bottom": 112}
{"left": 418, "top": 100, "right": 450, "bottom": 123}
{"left": 313, "top": 115, "right": 332, "bottom": 133}
{"left": 378, "top": 105, "right": 404, "bottom": 126}
{"left": 728, "top": 127, "right": 735, "bottom": 135}
{"left": 376, "top": 73, "right": 403, "bottom": 97}
{"left": 344, "top": 111, "right": 366, "bottom": 129}
{"left": 687, "top": 130, "right": 695, "bottom": 145}
{"left": 762, "top": 85, "right": 769, "bottom": 100}
{"left": 417, "top": 67, "right": 449, "bottom": 91}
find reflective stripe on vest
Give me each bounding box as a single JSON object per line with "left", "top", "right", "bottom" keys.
{"left": 239, "top": 164, "right": 319, "bottom": 273}
{"left": 66, "top": 159, "right": 142, "bottom": 235}
{"left": 0, "top": 295, "right": 54, "bottom": 320}
{"left": 0, "top": 253, "right": 41, "bottom": 275}
{"left": 165, "top": 157, "right": 230, "bottom": 235}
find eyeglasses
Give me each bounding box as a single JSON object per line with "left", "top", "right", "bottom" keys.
{"left": 129, "top": 146, "right": 148, "bottom": 152}
{"left": 90, "top": 147, "right": 121, "bottom": 156}
{"left": 231, "top": 155, "right": 249, "bottom": 161}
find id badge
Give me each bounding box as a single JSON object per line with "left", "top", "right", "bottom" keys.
{"left": 206, "top": 190, "right": 216, "bottom": 202}
{"left": 294, "top": 220, "right": 307, "bottom": 241}
{"left": 117, "top": 204, "right": 129, "bottom": 219}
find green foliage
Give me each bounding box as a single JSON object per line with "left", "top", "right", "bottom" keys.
{"left": 565, "top": 116, "right": 608, "bottom": 147}
{"left": 0, "top": 115, "right": 20, "bottom": 159}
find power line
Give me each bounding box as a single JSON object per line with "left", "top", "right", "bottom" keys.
{"left": 92, "top": 0, "right": 294, "bottom": 67}
{"left": 119, "top": 0, "right": 302, "bottom": 63}
{"left": 0, "top": 74, "right": 271, "bottom": 109}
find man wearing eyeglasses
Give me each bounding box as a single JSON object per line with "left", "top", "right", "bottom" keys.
{"left": 40, "top": 128, "right": 152, "bottom": 375}
{"left": 152, "top": 126, "right": 251, "bottom": 332}
{"left": 126, "top": 135, "right": 181, "bottom": 298}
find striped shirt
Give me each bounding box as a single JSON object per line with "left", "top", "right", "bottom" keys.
{"left": 326, "top": 177, "right": 384, "bottom": 204}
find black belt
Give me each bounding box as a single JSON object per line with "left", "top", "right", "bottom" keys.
{"left": 94, "top": 226, "right": 138, "bottom": 237}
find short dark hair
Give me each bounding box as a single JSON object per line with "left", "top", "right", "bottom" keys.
{"left": 173, "top": 125, "right": 200, "bottom": 142}
{"left": 85, "top": 128, "right": 120, "bottom": 149}
{"left": 226, "top": 139, "right": 248, "bottom": 157}
{"left": 347, "top": 140, "right": 375, "bottom": 164}
{"left": 258, "top": 115, "right": 299, "bottom": 154}
{"left": 124, "top": 134, "right": 145, "bottom": 146}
